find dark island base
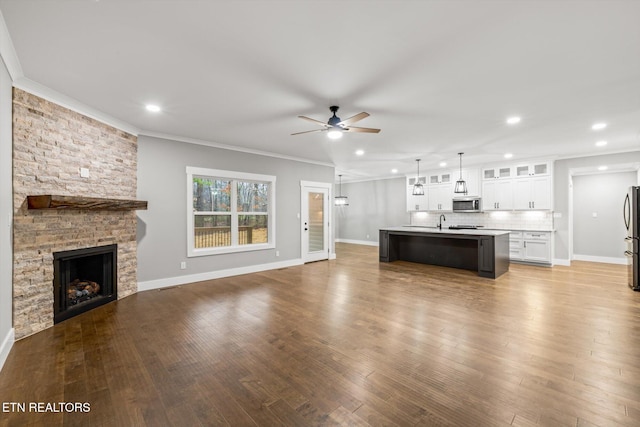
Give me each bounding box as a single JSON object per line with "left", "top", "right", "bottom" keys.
{"left": 380, "top": 230, "right": 509, "bottom": 279}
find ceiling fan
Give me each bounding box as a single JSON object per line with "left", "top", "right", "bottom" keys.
{"left": 292, "top": 106, "right": 380, "bottom": 139}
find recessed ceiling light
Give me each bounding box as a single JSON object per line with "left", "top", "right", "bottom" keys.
{"left": 598, "top": 166, "right": 608, "bottom": 171}
{"left": 591, "top": 122, "right": 607, "bottom": 130}
{"left": 506, "top": 116, "right": 521, "bottom": 125}
{"left": 439, "top": 162, "right": 447, "bottom": 167}
{"left": 391, "top": 168, "right": 398, "bottom": 174}
{"left": 355, "top": 149, "right": 364, "bottom": 156}
{"left": 504, "top": 153, "right": 513, "bottom": 159}
{"left": 595, "top": 140, "right": 608, "bottom": 147}
{"left": 145, "top": 104, "right": 161, "bottom": 113}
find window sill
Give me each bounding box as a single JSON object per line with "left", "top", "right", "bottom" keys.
{"left": 188, "top": 243, "right": 275, "bottom": 258}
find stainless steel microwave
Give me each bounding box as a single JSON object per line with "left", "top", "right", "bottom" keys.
{"left": 452, "top": 197, "right": 482, "bottom": 212}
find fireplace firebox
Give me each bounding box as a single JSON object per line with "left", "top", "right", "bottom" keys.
{"left": 53, "top": 244, "right": 117, "bottom": 323}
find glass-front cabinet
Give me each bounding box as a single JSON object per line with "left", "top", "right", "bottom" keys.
{"left": 428, "top": 172, "right": 452, "bottom": 185}
{"left": 514, "top": 162, "right": 550, "bottom": 177}
{"left": 483, "top": 166, "right": 512, "bottom": 180}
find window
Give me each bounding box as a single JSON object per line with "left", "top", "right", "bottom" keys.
{"left": 187, "top": 167, "right": 276, "bottom": 257}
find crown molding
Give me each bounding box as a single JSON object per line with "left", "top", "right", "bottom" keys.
{"left": 139, "top": 130, "right": 335, "bottom": 168}
{"left": 339, "top": 174, "right": 405, "bottom": 184}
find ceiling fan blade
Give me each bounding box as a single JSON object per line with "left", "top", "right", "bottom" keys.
{"left": 291, "top": 129, "right": 325, "bottom": 136}
{"left": 345, "top": 126, "right": 381, "bottom": 134}
{"left": 337, "top": 112, "right": 369, "bottom": 126}
{"left": 298, "top": 115, "right": 330, "bottom": 127}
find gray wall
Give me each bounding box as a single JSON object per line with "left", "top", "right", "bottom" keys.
{"left": 554, "top": 151, "right": 640, "bottom": 261}
{"left": 0, "top": 55, "right": 13, "bottom": 365}
{"left": 136, "top": 135, "right": 334, "bottom": 283}
{"left": 335, "top": 177, "right": 408, "bottom": 243}
{"left": 573, "top": 172, "right": 635, "bottom": 259}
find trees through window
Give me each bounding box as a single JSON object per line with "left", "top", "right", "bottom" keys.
{"left": 187, "top": 167, "right": 275, "bottom": 256}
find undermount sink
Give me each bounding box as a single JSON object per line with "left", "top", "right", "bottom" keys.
{"left": 403, "top": 225, "right": 437, "bottom": 229}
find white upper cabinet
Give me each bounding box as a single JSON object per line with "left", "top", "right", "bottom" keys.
{"left": 407, "top": 160, "right": 552, "bottom": 212}
{"left": 482, "top": 179, "right": 514, "bottom": 210}
{"left": 482, "top": 166, "right": 512, "bottom": 180}
{"left": 408, "top": 176, "right": 427, "bottom": 186}
{"left": 513, "top": 176, "right": 552, "bottom": 210}
{"left": 514, "top": 162, "right": 550, "bottom": 177}
{"left": 481, "top": 160, "right": 552, "bottom": 211}
{"left": 428, "top": 184, "right": 453, "bottom": 211}
{"left": 428, "top": 171, "right": 452, "bottom": 185}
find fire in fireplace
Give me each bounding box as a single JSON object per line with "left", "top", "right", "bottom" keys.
{"left": 53, "top": 244, "right": 117, "bottom": 323}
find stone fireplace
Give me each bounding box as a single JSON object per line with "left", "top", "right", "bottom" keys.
{"left": 12, "top": 88, "right": 143, "bottom": 339}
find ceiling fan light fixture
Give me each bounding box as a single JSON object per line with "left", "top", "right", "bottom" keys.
{"left": 327, "top": 129, "right": 343, "bottom": 140}
{"left": 292, "top": 106, "right": 380, "bottom": 137}
{"left": 454, "top": 152, "right": 468, "bottom": 194}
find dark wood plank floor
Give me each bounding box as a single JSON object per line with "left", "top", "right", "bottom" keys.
{"left": 1, "top": 243, "right": 639, "bottom": 426}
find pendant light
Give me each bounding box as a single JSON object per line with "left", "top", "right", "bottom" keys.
{"left": 412, "top": 159, "right": 425, "bottom": 196}
{"left": 454, "top": 152, "right": 468, "bottom": 194}
{"left": 334, "top": 174, "right": 349, "bottom": 206}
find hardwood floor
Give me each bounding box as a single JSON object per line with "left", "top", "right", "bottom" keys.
{"left": 1, "top": 243, "right": 639, "bottom": 426}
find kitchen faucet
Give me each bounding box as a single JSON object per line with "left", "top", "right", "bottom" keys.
{"left": 438, "top": 214, "right": 446, "bottom": 229}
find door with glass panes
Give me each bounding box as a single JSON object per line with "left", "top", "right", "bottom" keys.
{"left": 301, "top": 184, "right": 330, "bottom": 263}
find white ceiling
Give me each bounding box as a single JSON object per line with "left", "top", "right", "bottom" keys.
{"left": 1, "top": 0, "right": 639, "bottom": 181}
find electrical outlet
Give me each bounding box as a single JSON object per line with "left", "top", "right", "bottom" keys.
{"left": 276, "top": 250, "right": 280, "bottom": 257}
{"left": 366, "top": 234, "right": 370, "bottom": 239}
{"left": 79, "top": 167, "right": 90, "bottom": 178}
{"left": 180, "top": 261, "right": 186, "bottom": 270}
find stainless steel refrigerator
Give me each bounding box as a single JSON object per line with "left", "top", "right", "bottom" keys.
{"left": 623, "top": 186, "right": 640, "bottom": 291}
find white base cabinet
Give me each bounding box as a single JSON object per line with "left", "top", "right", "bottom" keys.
{"left": 509, "top": 231, "right": 552, "bottom": 265}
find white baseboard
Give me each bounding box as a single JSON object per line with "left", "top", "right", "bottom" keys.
{"left": 138, "top": 258, "right": 304, "bottom": 292}
{"left": 0, "top": 328, "right": 14, "bottom": 372}
{"left": 572, "top": 254, "right": 627, "bottom": 265}
{"left": 553, "top": 258, "right": 571, "bottom": 266}
{"left": 335, "top": 238, "right": 379, "bottom": 247}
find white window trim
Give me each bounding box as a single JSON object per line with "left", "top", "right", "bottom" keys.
{"left": 187, "top": 166, "right": 276, "bottom": 257}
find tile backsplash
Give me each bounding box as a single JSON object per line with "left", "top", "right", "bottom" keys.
{"left": 409, "top": 210, "right": 554, "bottom": 231}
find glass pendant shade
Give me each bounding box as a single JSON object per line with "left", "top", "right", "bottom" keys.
{"left": 334, "top": 174, "right": 349, "bottom": 206}
{"left": 454, "top": 152, "right": 467, "bottom": 194}
{"left": 412, "top": 159, "right": 425, "bottom": 196}
{"left": 334, "top": 196, "right": 348, "bottom": 206}
{"left": 454, "top": 179, "right": 467, "bottom": 194}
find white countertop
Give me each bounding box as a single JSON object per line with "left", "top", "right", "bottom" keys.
{"left": 488, "top": 228, "right": 555, "bottom": 232}
{"left": 405, "top": 226, "right": 555, "bottom": 233}
{"left": 382, "top": 226, "right": 511, "bottom": 237}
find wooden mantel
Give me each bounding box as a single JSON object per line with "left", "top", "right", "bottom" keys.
{"left": 27, "top": 195, "right": 148, "bottom": 211}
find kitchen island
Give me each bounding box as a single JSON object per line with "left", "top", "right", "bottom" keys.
{"left": 379, "top": 226, "right": 510, "bottom": 279}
